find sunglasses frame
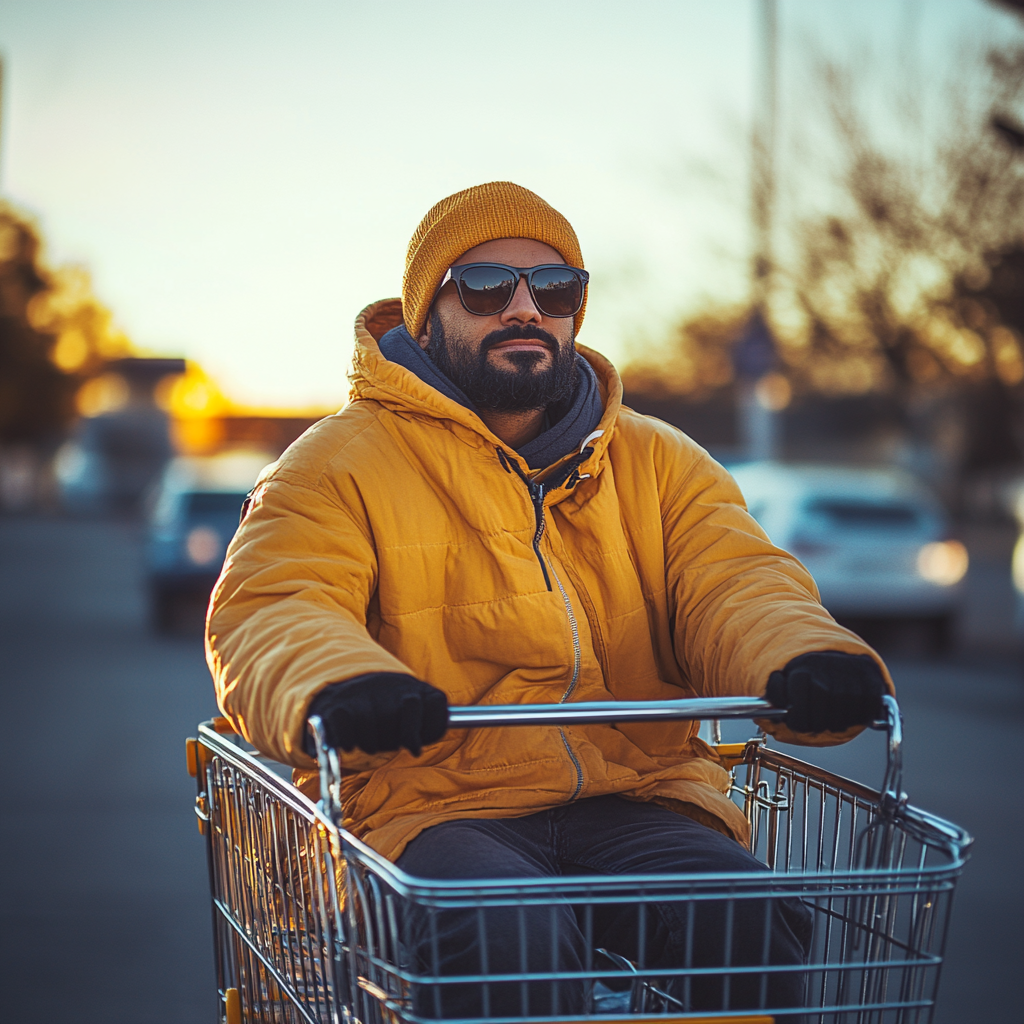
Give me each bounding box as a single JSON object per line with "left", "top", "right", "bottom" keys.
{"left": 437, "top": 262, "right": 590, "bottom": 319}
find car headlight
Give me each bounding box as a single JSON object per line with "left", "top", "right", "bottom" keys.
{"left": 1013, "top": 536, "right": 1024, "bottom": 596}
{"left": 186, "top": 526, "right": 222, "bottom": 566}
{"left": 916, "top": 540, "right": 968, "bottom": 586}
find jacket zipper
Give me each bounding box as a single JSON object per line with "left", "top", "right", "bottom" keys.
{"left": 502, "top": 449, "right": 586, "bottom": 801}
{"left": 559, "top": 729, "right": 584, "bottom": 801}
{"left": 523, "top": 476, "right": 582, "bottom": 701}
{"left": 527, "top": 479, "right": 584, "bottom": 799}
{"left": 550, "top": 560, "right": 582, "bottom": 702}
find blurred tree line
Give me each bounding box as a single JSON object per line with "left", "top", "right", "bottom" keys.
{"left": 0, "top": 202, "right": 131, "bottom": 446}
{"left": 624, "top": 5, "right": 1024, "bottom": 505}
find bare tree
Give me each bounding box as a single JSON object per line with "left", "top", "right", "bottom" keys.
{"left": 776, "top": 45, "right": 1024, "bottom": 400}
{"left": 626, "top": 19, "right": 1024, "bottom": 482}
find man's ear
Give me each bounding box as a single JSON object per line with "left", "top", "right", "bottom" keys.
{"left": 417, "top": 318, "right": 431, "bottom": 350}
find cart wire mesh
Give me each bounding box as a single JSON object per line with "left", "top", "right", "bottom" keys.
{"left": 191, "top": 697, "right": 971, "bottom": 1024}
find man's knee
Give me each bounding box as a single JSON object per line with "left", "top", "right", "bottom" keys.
{"left": 398, "top": 818, "right": 548, "bottom": 881}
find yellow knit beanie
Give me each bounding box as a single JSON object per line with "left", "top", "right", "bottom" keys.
{"left": 402, "top": 181, "right": 586, "bottom": 340}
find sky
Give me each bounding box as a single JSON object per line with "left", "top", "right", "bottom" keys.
{"left": 0, "top": 0, "right": 1018, "bottom": 408}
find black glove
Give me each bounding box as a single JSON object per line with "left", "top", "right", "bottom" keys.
{"left": 304, "top": 673, "right": 449, "bottom": 758}
{"left": 765, "top": 651, "right": 886, "bottom": 734}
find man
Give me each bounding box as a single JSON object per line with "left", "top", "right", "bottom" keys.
{"left": 207, "top": 182, "right": 891, "bottom": 1017}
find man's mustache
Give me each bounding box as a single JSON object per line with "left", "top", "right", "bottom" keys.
{"left": 480, "top": 325, "right": 559, "bottom": 353}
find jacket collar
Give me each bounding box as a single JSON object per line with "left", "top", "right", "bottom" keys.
{"left": 350, "top": 298, "right": 622, "bottom": 498}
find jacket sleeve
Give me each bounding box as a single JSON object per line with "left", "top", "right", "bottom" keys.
{"left": 659, "top": 439, "right": 894, "bottom": 746}
{"left": 206, "top": 465, "right": 413, "bottom": 768}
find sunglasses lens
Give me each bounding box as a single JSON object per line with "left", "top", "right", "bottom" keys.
{"left": 456, "top": 265, "right": 517, "bottom": 315}
{"left": 530, "top": 267, "right": 584, "bottom": 317}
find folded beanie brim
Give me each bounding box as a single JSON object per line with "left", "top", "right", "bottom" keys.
{"left": 402, "top": 181, "right": 586, "bottom": 340}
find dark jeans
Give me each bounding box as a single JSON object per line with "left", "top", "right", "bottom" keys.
{"left": 396, "top": 795, "right": 812, "bottom": 1019}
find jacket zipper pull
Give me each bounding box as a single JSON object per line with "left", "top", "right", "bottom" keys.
{"left": 530, "top": 480, "right": 545, "bottom": 514}
{"left": 529, "top": 481, "right": 552, "bottom": 592}
{"left": 502, "top": 450, "right": 552, "bottom": 591}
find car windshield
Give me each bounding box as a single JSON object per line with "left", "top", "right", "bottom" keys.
{"left": 806, "top": 498, "right": 920, "bottom": 527}
{"left": 185, "top": 491, "right": 247, "bottom": 517}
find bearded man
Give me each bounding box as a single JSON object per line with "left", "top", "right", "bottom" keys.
{"left": 207, "top": 182, "right": 891, "bottom": 1018}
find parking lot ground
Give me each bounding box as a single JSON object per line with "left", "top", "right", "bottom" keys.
{"left": 0, "top": 517, "right": 216, "bottom": 1024}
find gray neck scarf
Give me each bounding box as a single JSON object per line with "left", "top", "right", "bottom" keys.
{"left": 378, "top": 325, "right": 603, "bottom": 469}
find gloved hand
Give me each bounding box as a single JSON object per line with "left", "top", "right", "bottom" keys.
{"left": 303, "top": 673, "right": 449, "bottom": 758}
{"left": 765, "top": 651, "right": 886, "bottom": 734}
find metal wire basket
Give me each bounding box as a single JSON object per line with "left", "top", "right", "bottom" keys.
{"left": 188, "top": 696, "right": 971, "bottom": 1024}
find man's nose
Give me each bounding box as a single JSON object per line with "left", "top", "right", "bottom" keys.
{"left": 499, "top": 275, "right": 543, "bottom": 325}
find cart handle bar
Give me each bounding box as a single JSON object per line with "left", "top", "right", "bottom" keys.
{"left": 444, "top": 696, "right": 785, "bottom": 728}
{"left": 311, "top": 694, "right": 902, "bottom": 802}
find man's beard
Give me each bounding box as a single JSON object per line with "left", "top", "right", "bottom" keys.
{"left": 425, "top": 313, "right": 579, "bottom": 413}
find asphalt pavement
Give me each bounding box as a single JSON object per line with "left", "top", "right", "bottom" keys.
{"left": 1, "top": 518, "right": 218, "bottom": 1023}
{"left": 1, "top": 516, "right": 1021, "bottom": 1023}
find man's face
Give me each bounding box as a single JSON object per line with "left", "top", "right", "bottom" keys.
{"left": 418, "top": 238, "right": 578, "bottom": 412}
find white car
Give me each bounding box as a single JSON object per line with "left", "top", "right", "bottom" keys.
{"left": 729, "top": 462, "right": 968, "bottom": 650}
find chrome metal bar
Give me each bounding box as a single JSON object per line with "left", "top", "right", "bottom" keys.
{"left": 873, "top": 694, "right": 904, "bottom": 809}
{"left": 446, "top": 696, "right": 785, "bottom": 727}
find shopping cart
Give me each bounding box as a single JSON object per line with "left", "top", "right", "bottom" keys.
{"left": 187, "top": 695, "right": 971, "bottom": 1024}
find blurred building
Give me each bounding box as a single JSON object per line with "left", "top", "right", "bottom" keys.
{"left": 54, "top": 357, "right": 184, "bottom": 515}
{"left": 54, "top": 357, "right": 334, "bottom": 516}
{"left": 158, "top": 361, "right": 328, "bottom": 460}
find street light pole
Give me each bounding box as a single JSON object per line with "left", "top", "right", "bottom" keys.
{"left": 736, "top": 0, "right": 781, "bottom": 462}
{"left": 0, "top": 55, "right": 5, "bottom": 193}
{"left": 752, "top": 0, "right": 778, "bottom": 300}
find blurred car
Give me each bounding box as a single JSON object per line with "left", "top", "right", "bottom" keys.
{"left": 730, "top": 462, "right": 968, "bottom": 651}
{"left": 55, "top": 409, "right": 173, "bottom": 515}
{"left": 146, "top": 451, "right": 272, "bottom": 630}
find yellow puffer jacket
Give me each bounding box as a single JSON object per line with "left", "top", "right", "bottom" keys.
{"left": 207, "top": 298, "right": 892, "bottom": 861}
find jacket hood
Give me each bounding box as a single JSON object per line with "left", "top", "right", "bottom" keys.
{"left": 350, "top": 298, "right": 623, "bottom": 486}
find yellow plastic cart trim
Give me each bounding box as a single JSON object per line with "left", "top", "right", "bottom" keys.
{"left": 224, "top": 986, "right": 241, "bottom": 1024}
{"left": 714, "top": 741, "right": 752, "bottom": 769}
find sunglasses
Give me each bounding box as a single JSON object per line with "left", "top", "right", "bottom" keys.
{"left": 438, "top": 262, "right": 589, "bottom": 319}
